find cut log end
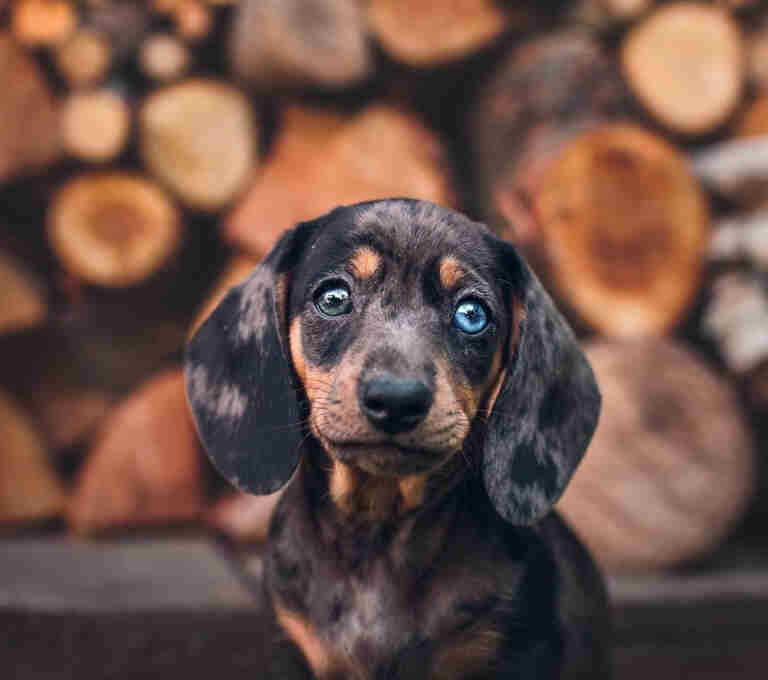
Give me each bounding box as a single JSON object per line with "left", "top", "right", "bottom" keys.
{"left": 140, "top": 34, "right": 191, "bottom": 82}
{"left": 12, "top": 0, "right": 77, "bottom": 47}
{"left": 367, "top": 0, "right": 508, "bottom": 67}
{"left": 67, "top": 369, "right": 204, "bottom": 535}
{"left": 0, "top": 250, "right": 48, "bottom": 335}
{"left": 0, "top": 389, "right": 65, "bottom": 524}
{"left": 226, "top": 104, "right": 457, "bottom": 257}
{"left": 54, "top": 30, "right": 112, "bottom": 88}
{"left": 140, "top": 79, "right": 258, "bottom": 210}
{"left": 559, "top": 339, "right": 756, "bottom": 570}
{"left": 529, "top": 124, "right": 708, "bottom": 337}
{"left": 173, "top": 1, "right": 213, "bottom": 42}
{"left": 61, "top": 90, "right": 131, "bottom": 163}
{"left": 47, "top": 173, "right": 181, "bottom": 287}
{"left": 230, "top": 0, "right": 372, "bottom": 89}
{"left": 621, "top": 2, "right": 745, "bottom": 136}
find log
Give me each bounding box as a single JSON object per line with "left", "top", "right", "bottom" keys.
{"left": 47, "top": 173, "right": 181, "bottom": 287}
{"left": 139, "top": 79, "right": 258, "bottom": 211}
{"left": 367, "top": 0, "right": 508, "bottom": 67}
{"left": 0, "top": 389, "right": 65, "bottom": 524}
{"left": 189, "top": 253, "right": 259, "bottom": 337}
{"left": 173, "top": 0, "right": 213, "bottom": 42}
{"left": 620, "top": 2, "right": 745, "bottom": 136}
{"left": 139, "top": 33, "right": 191, "bottom": 82}
{"left": 226, "top": 103, "right": 457, "bottom": 257}
{"left": 559, "top": 339, "right": 756, "bottom": 571}
{"left": 0, "top": 34, "right": 60, "bottom": 184}
{"left": 0, "top": 249, "right": 47, "bottom": 335}
{"left": 206, "top": 490, "right": 283, "bottom": 543}
{"left": 67, "top": 369, "right": 205, "bottom": 535}
{"left": 11, "top": 0, "right": 77, "bottom": 47}
{"left": 230, "top": 0, "right": 371, "bottom": 89}
{"left": 526, "top": 124, "right": 709, "bottom": 337}
{"left": 691, "top": 135, "right": 768, "bottom": 207}
{"left": 54, "top": 29, "right": 112, "bottom": 88}
{"left": 701, "top": 270, "right": 768, "bottom": 413}
{"left": 470, "top": 31, "right": 631, "bottom": 235}
{"left": 61, "top": 90, "right": 131, "bottom": 163}
{"left": 571, "top": 0, "right": 654, "bottom": 28}
{"left": 88, "top": 0, "right": 149, "bottom": 57}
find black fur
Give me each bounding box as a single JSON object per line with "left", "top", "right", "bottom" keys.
{"left": 185, "top": 200, "right": 608, "bottom": 679}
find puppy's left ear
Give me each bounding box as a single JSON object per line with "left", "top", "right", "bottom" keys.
{"left": 184, "top": 219, "right": 320, "bottom": 496}
{"left": 483, "top": 237, "right": 601, "bottom": 525}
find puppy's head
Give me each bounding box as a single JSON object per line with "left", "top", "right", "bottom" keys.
{"left": 185, "top": 200, "right": 600, "bottom": 525}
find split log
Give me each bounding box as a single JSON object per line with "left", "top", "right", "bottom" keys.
{"left": 367, "top": 0, "right": 508, "bottom": 67}
{"left": 68, "top": 369, "right": 204, "bottom": 535}
{"left": 470, "top": 31, "right": 632, "bottom": 235}
{"left": 621, "top": 2, "right": 745, "bottom": 136}
{"left": 701, "top": 271, "right": 768, "bottom": 414}
{"left": 61, "top": 90, "right": 131, "bottom": 163}
{"left": 11, "top": 0, "right": 77, "bottom": 47}
{"left": 692, "top": 135, "right": 768, "bottom": 208}
{"left": 226, "top": 103, "right": 457, "bottom": 257}
{"left": 230, "top": 0, "right": 371, "bottom": 89}
{"left": 0, "top": 389, "right": 65, "bottom": 524}
{"left": 189, "top": 253, "right": 259, "bottom": 337}
{"left": 54, "top": 29, "right": 112, "bottom": 88}
{"left": 0, "top": 249, "right": 47, "bottom": 335}
{"left": 47, "top": 173, "right": 181, "bottom": 287}
{"left": 559, "top": 339, "right": 756, "bottom": 571}
{"left": 139, "top": 79, "right": 258, "bottom": 211}
{"left": 139, "top": 34, "right": 191, "bottom": 82}
{"left": 0, "top": 34, "right": 60, "bottom": 184}
{"left": 525, "top": 124, "right": 708, "bottom": 337}
{"left": 206, "top": 490, "right": 283, "bottom": 543}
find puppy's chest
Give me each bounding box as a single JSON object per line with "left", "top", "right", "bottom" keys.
{"left": 267, "top": 527, "right": 515, "bottom": 679}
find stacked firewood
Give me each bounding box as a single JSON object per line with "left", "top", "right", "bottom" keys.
{"left": 1, "top": 0, "right": 767, "bottom": 572}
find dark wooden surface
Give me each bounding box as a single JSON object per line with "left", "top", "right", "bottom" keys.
{"left": 1, "top": 537, "right": 767, "bottom": 679}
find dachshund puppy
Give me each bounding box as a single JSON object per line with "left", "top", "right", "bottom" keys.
{"left": 185, "top": 199, "right": 608, "bottom": 679}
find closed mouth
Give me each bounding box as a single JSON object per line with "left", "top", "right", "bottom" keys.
{"left": 321, "top": 438, "right": 441, "bottom": 476}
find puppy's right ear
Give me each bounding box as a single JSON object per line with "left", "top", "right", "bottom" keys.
{"left": 184, "top": 219, "right": 320, "bottom": 495}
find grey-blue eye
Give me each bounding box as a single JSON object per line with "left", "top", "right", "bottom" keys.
{"left": 315, "top": 284, "right": 352, "bottom": 317}
{"left": 453, "top": 299, "right": 489, "bottom": 334}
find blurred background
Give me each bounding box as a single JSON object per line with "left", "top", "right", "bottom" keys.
{"left": 1, "top": 0, "right": 767, "bottom": 678}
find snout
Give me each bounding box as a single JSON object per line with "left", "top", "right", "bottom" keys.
{"left": 360, "top": 374, "right": 433, "bottom": 434}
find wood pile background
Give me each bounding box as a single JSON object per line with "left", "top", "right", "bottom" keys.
{"left": 2, "top": 0, "right": 768, "bottom": 573}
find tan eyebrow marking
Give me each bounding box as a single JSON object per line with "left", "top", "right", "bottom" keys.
{"left": 348, "top": 246, "right": 381, "bottom": 280}
{"left": 438, "top": 255, "right": 465, "bottom": 290}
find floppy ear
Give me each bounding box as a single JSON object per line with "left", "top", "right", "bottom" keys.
{"left": 483, "top": 239, "right": 601, "bottom": 525}
{"left": 184, "top": 220, "right": 319, "bottom": 495}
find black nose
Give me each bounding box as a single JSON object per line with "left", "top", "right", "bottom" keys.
{"left": 360, "top": 375, "right": 433, "bottom": 434}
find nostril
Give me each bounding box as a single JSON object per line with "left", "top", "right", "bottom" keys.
{"left": 361, "top": 376, "right": 433, "bottom": 434}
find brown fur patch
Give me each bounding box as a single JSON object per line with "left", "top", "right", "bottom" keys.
{"left": 430, "top": 623, "right": 502, "bottom": 679}
{"left": 349, "top": 246, "right": 381, "bottom": 280}
{"left": 275, "top": 604, "right": 336, "bottom": 677}
{"left": 289, "top": 318, "right": 307, "bottom": 385}
{"left": 438, "top": 256, "right": 465, "bottom": 290}
{"left": 399, "top": 474, "right": 429, "bottom": 510}
{"left": 330, "top": 459, "right": 400, "bottom": 519}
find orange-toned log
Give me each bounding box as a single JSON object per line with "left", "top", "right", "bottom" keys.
{"left": 0, "top": 389, "right": 65, "bottom": 525}
{"left": 559, "top": 339, "right": 756, "bottom": 571}
{"left": 621, "top": 2, "right": 745, "bottom": 136}
{"left": 0, "top": 249, "right": 47, "bottom": 335}
{"left": 47, "top": 173, "right": 181, "bottom": 287}
{"left": 527, "top": 124, "right": 708, "bottom": 337}
{"left": 11, "top": 0, "right": 77, "bottom": 47}
{"left": 0, "top": 34, "right": 60, "bottom": 183}
{"left": 367, "top": 0, "right": 509, "bottom": 67}
{"left": 226, "top": 104, "right": 457, "bottom": 257}
{"left": 68, "top": 369, "right": 205, "bottom": 535}
{"left": 54, "top": 29, "right": 112, "bottom": 88}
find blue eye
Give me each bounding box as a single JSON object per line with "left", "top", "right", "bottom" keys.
{"left": 453, "top": 299, "right": 489, "bottom": 334}
{"left": 315, "top": 284, "right": 352, "bottom": 317}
